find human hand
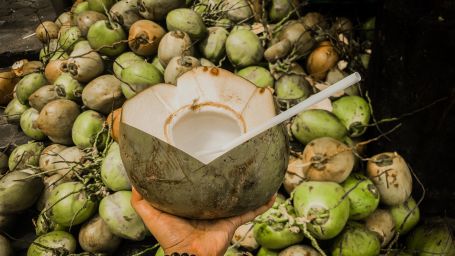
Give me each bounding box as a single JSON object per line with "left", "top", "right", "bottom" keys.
{"left": 131, "top": 187, "right": 275, "bottom": 256}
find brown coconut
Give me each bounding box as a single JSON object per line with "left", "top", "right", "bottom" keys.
{"left": 301, "top": 137, "right": 355, "bottom": 183}
{"left": 128, "top": 20, "right": 166, "bottom": 56}
{"left": 119, "top": 67, "right": 288, "bottom": 219}
{"left": 0, "top": 69, "right": 17, "bottom": 105}
{"left": 306, "top": 41, "right": 339, "bottom": 81}
{"left": 366, "top": 152, "right": 413, "bottom": 206}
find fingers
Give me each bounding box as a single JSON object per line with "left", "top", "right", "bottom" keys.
{"left": 131, "top": 186, "right": 143, "bottom": 202}
{"left": 130, "top": 187, "right": 164, "bottom": 231}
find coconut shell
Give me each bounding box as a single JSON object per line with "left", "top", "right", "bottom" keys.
{"left": 120, "top": 67, "right": 288, "bottom": 219}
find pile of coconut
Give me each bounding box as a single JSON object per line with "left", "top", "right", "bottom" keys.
{"left": 0, "top": 0, "right": 453, "bottom": 255}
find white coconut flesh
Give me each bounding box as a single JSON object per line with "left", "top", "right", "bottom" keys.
{"left": 121, "top": 66, "right": 276, "bottom": 164}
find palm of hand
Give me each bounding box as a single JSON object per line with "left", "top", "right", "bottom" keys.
{"left": 131, "top": 188, "right": 274, "bottom": 256}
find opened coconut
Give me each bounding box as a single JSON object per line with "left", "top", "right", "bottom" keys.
{"left": 119, "top": 66, "right": 288, "bottom": 219}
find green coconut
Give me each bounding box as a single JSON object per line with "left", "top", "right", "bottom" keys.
{"left": 27, "top": 231, "right": 76, "bottom": 256}
{"left": 406, "top": 218, "right": 455, "bottom": 256}
{"left": 53, "top": 73, "right": 83, "bottom": 101}
{"left": 390, "top": 196, "right": 420, "bottom": 235}
{"left": 293, "top": 181, "right": 350, "bottom": 240}
{"left": 199, "top": 27, "right": 229, "bottom": 63}
{"left": 332, "top": 95, "right": 371, "bottom": 137}
{"left": 269, "top": 0, "right": 299, "bottom": 22}
{"left": 257, "top": 247, "right": 279, "bottom": 256}
{"left": 0, "top": 169, "right": 44, "bottom": 214}
{"left": 58, "top": 26, "right": 82, "bottom": 52}
{"left": 138, "top": 0, "right": 186, "bottom": 21}
{"left": 8, "top": 142, "right": 44, "bottom": 171}
{"left": 166, "top": 8, "right": 207, "bottom": 40}
{"left": 101, "top": 142, "right": 131, "bottom": 191}
{"left": 342, "top": 173, "right": 380, "bottom": 220}
{"left": 120, "top": 61, "right": 163, "bottom": 98}
{"left": 331, "top": 222, "right": 381, "bottom": 256}
{"left": 226, "top": 29, "right": 264, "bottom": 67}
{"left": 223, "top": 0, "right": 253, "bottom": 22}
{"left": 237, "top": 66, "right": 274, "bottom": 88}
{"left": 87, "top": 0, "right": 116, "bottom": 13}
{"left": 99, "top": 191, "right": 147, "bottom": 240}
{"left": 291, "top": 109, "right": 347, "bottom": 145}
{"left": 20, "top": 108, "right": 46, "bottom": 140}
{"left": 113, "top": 51, "right": 145, "bottom": 78}
{"left": 46, "top": 181, "right": 97, "bottom": 226}
{"left": 4, "top": 98, "right": 29, "bottom": 123}
{"left": 35, "top": 210, "right": 68, "bottom": 236}
{"left": 15, "top": 72, "right": 47, "bottom": 105}
{"left": 87, "top": 20, "right": 127, "bottom": 56}
{"left": 72, "top": 110, "right": 106, "bottom": 149}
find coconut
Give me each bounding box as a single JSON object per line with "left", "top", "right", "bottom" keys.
{"left": 225, "top": 247, "right": 254, "bottom": 256}
{"left": 53, "top": 73, "right": 83, "bottom": 101}
{"left": 366, "top": 152, "right": 412, "bottom": 206}
{"left": 291, "top": 109, "right": 347, "bottom": 145}
{"left": 128, "top": 20, "right": 166, "bottom": 56}
{"left": 113, "top": 52, "right": 144, "bottom": 79}
{"left": 166, "top": 8, "right": 207, "bottom": 40}
{"left": 36, "top": 174, "right": 67, "bottom": 211}
{"left": 365, "top": 209, "right": 395, "bottom": 247}
{"left": 390, "top": 196, "right": 420, "bottom": 235}
{"left": 37, "top": 99, "right": 80, "bottom": 145}
{"left": 87, "top": 0, "right": 115, "bottom": 12}
{"left": 99, "top": 191, "right": 147, "bottom": 240}
{"left": 79, "top": 215, "right": 122, "bottom": 254}
{"left": 55, "top": 12, "right": 73, "bottom": 28}
{"left": 237, "top": 66, "right": 274, "bottom": 88}
{"left": 406, "top": 219, "right": 455, "bottom": 256}
{"left": 138, "top": 0, "right": 186, "bottom": 21}
{"left": 35, "top": 21, "right": 59, "bottom": 43}
{"left": 120, "top": 61, "right": 163, "bottom": 98}
{"left": 15, "top": 72, "right": 47, "bottom": 105}
{"left": 12, "top": 60, "right": 44, "bottom": 77}
{"left": 283, "top": 156, "right": 306, "bottom": 194}
{"left": 223, "top": 0, "right": 253, "bottom": 22}
{"left": 332, "top": 95, "right": 371, "bottom": 137}
{"left": 275, "top": 21, "right": 313, "bottom": 56}
{"left": 269, "top": 0, "right": 299, "bottom": 22}
{"left": 66, "top": 40, "right": 104, "bottom": 83}
{"left": 119, "top": 66, "right": 288, "bottom": 219}
{"left": 0, "top": 69, "right": 17, "bottom": 105}
{"left": 72, "top": 1, "right": 90, "bottom": 18}
{"left": 39, "top": 144, "right": 68, "bottom": 174}
{"left": 106, "top": 108, "right": 121, "bottom": 142}
{"left": 0, "top": 169, "right": 44, "bottom": 214}
{"left": 52, "top": 146, "right": 86, "bottom": 178}
{"left": 44, "top": 59, "right": 67, "bottom": 84}
{"left": 164, "top": 56, "right": 201, "bottom": 85}
{"left": 40, "top": 40, "right": 68, "bottom": 64}
{"left": 0, "top": 235, "right": 13, "bottom": 256}
{"left": 293, "top": 181, "right": 350, "bottom": 240}
{"left": 253, "top": 201, "right": 305, "bottom": 250}
{"left": 331, "top": 222, "right": 381, "bottom": 256}
{"left": 331, "top": 17, "right": 354, "bottom": 35}
{"left": 264, "top": 39, "right": 292, "bottom": 62}
{"left": 27, "top": 231, "right": 77, "bottom": 255}
{"left": 20, "top": 108, "right": 46, "bottom": 140}
{"left": 58, "top": 26, "right": 82, "bottom": 52}
{"left": 279, "top": 245, "right": 320, "bottom": 256}
{"left": 47, "top": 182, "right": 97, "bottom": 226}
{"left": 35, "top": 209, "right": 68, "bottom": 235}
{"left": 157, "top": 31, "right": 194, "bottom": 67}
{"left": 199, "top": 27, "right": 229, "bottom": 63}
{"left": 110, "top": 0, "right": 142, "bottom": 29}
{"left": 275, "top": 74, "right": 312, "bottom": 107}
{"left": 342, "top": 173, "right": 380, "bottom": 220}
{"left": 306, "top": 41, "right": 339, "bottom": 81}
{"left": 300, "top": 137, "right": 354, "bottom": 183}
{"left": 82, "top": 75, "right": 125, "bottom": 114}
{"left": 226, "top": 29, "right": 264, "bottom": 68}
{"left": 232, "top": 222, "right": 259, "bottom": 251}
{"left": 28, "top": 85, "right": 61, "bottom": 111}
{"left": 87, "top": 20, "right": 127, "bottom": 56}
{"left": 300, "top": 12, "right": 328, "bottom": 29}
{"left": 75, "top": 10, "right": 107, "bottom": 36}
{"left": 101, "top": 142, "right": 131, "bottom": 191}
{"left": 8, "top": 142, "right": 44, "bottom": 171}
{"left": 4, "top": 98, "right": 29, "bottom": 123}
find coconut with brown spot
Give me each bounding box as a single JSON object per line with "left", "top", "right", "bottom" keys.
{"left": 128, "top": 20, "right": 166, "bottom": 56}
{"left": 301, "top": 137, "right": 354, "bottom": 183}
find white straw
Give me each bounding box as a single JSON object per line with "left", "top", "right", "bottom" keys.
{"left": 194, "top": 72, "right": 362, "bottom": 162}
